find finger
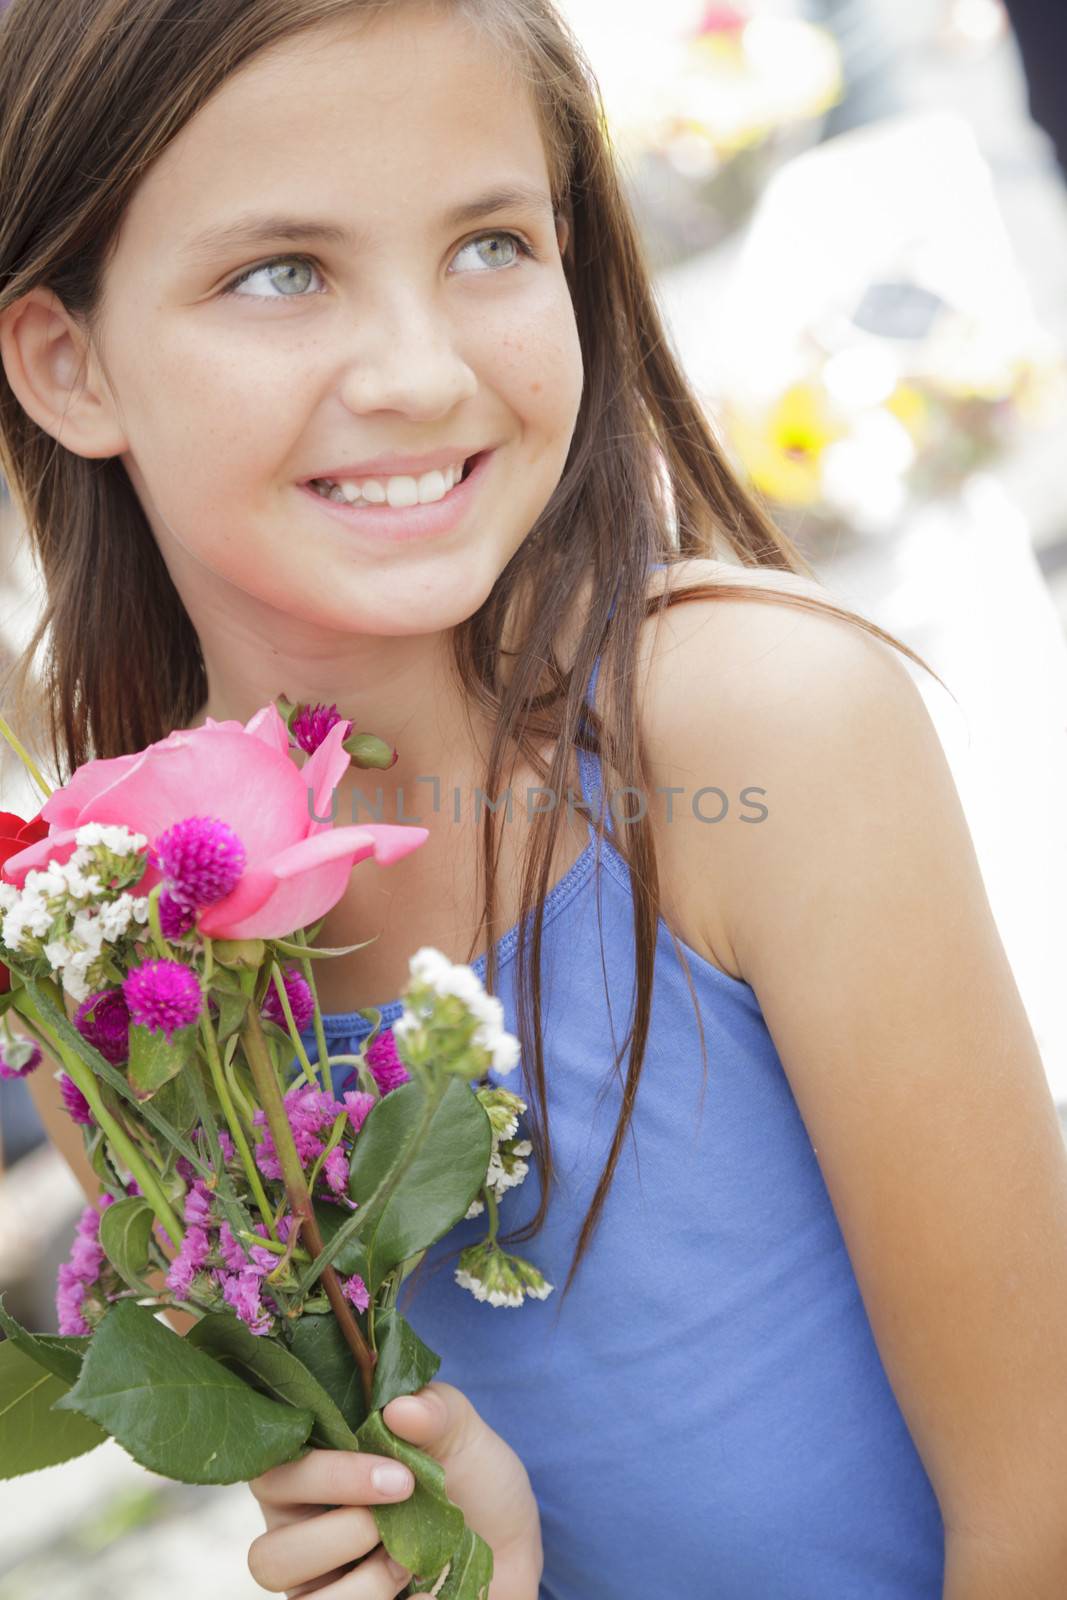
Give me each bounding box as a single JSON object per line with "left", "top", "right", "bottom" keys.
{"left": 249, "top": 1449, "right": 415, "bottom": 1521}
{"left": 381, "top": 1382, "right": 477, "bottom": 1462}
{"left": 248, "top": 1505, "right": 384, "bottom": 1593}
{"left": 294, "top": 1546, "right": 412, "bottom": 1599}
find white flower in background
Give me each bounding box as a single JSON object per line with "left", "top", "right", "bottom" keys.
{"left": 73, "top": 822, "right": 148, "bottom": 855}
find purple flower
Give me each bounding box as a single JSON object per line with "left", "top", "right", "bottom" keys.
{"left": 324, "top": 1147, "right": 349, "bottom": 1194}
{"left": 183, "top": 1178, "right": 213, "bottom": 1230}
{"left": 55, "top": 1197, "right": 114, "bottom": 1335}
{"left": 217, "top": 1221, "right": 248, "bottom": 1274}
{"left": 342, "top": 1273, "right": 370, "bottom": 1313}
{"left": 123, "top": 959, "right": 202, "bottom": 1041}
{"left": 59, "top": 1073, "right": 94, "bottom": 1126}
{"left": 216, "top": 1267, "right": 274, "bottom": 1336}
{"left": 159, "top": 891, "right": 197, "bottom": 940}
{"left": 74, "top": 988, "right": 131, "bottom": 1065}
{"left": 0, "top": 1040, "right": 42, "bottom": 1080}
{"left": 289, "top": 702, "right": 352, "bottom": 756}
{"left": 165, "top": 1223, "right": 211, "bottom": 1299}
{"left": 252, "top": 1085, "right": 346, "bottom": 1177}
{"left": 365, "top": 1027, "right": 411, "bottom": 1095}
{"left": 151, "top": 816, "right": 246, "bottom": 909}
{"left": 344, "top": 1090, "right": 376, "bottom": 1135}
{"left": 261, "top": 964, "right": 314, "bottom": 1033}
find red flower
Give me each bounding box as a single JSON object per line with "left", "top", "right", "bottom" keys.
{"left": 0, "top": 810, "right": 50, "bottom": 995}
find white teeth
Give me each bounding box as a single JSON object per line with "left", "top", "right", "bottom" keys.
{"left": 311, "top": 458, "right": 469, "bottom": 507}
{"left": 385, "top": 475, "right": 419, "bottom": 508}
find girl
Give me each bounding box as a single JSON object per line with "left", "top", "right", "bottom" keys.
{"left": 2, "top": 2, "right": 1065, "bottom": 1597}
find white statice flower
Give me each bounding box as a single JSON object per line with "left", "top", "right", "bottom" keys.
{"left": 408, "top": 947, "right": 455, "bottom": 991}
{"left": 71, "top": 909, "right": 107, "bottom": 957}
{"left": 96, "top": 892, "right": 145, "bottom": 940}
{"left": 60, "top": 861, "right": 105, "bottom": 901}
{"left": 74, "top": 822, "right": 148, "bottom": 855}
{"left": 464, "top": 1197, "right": 485, "bottom": 1220}
{"left": 0, "top": 882, "right": 18, "bottom": 913}
{"left": 454, "top": 1241, "right": 553, "bottom": 1308}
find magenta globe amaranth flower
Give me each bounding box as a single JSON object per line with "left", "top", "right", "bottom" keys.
{"left": 261, "top": 963, "right": 314, "bottom": 1032}
{"left": 122, "top": 959, "right": 202, "bottom": 1041}
{"left": 365, "top": 1026, "right": 411, "bottom": 1095}
{"left": 74, "top": 987, "right": 131, "bottom": 1065}
{"left": 59, "top": 1073, "right": 94, "bottom": 1127}
{"left": 0, "top": 1038, "right": 42, "bottom": 1080}
{"left": 151, "top": 816, "right": 246, "bottom": 910}
{"left": 289, "top": 702, "right": 352, "bottom": 756}
{"left": 159, "top": 891, "right": 197, "bottom": 940}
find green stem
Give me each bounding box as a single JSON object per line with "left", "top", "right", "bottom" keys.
{"left": 14, "top": 998, "right": 184, "bottom": 1247}
{"left": 239, "top": 1004, "right": 378, "bottom": 1408}
{"left": 198, "top": 1006, "right": 277, "bottom": 1241}
{"left": 290, "top": 930, "right": 333, "bottom": 1095}
{"left": 485, "top": 1187, "right": 500, "bottom": 1245}
{"left": 269, "top": 958, "right": 320, "bottom": 1090}
{"left": 0, "top": 712, "right": 52, "bottom": 803}
{"left": 146, "top": 885, "right": 176, "bottom": 962}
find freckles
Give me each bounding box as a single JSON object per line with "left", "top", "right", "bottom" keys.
{"left": 530, "top": 380, "right": 543, "bottom": 394}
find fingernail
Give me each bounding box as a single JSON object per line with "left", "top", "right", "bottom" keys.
{"left": 386, "top": 1556, "right": 411, "bottom": 1582}
{"left": 373, "top": 1462, "right": 414, "bottom": 1496}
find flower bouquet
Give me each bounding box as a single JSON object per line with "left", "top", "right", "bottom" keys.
{"left": 0, "top": 697, "right": 551, "bottom": 1599}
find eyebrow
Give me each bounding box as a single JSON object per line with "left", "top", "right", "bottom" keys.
{"left": 180, "top": 183, "right": 557, "bottom": 264}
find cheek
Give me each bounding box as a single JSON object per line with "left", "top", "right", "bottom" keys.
{"left": 480, "top": 284, "right": 583, "bottom": 436}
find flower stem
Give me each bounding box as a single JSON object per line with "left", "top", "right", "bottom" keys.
{"left": 0, "top": 712, "right": 52, "bottom": 803}
{"left": 198, "top": 1006, "right": 278, "bottom": 1242}
{"left": 146, "top": 885, "right": 176, "bottom": 961}
{"left": 239, "top": 1003, "right": 377, "bottom": 1408}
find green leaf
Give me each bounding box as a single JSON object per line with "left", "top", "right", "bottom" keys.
{"left": 424, "top": 1524, "right": 494, "bottom": 1600}
{"left": 0, "top": 1294, "right": 89, "bottom": 1386}
{"left": 357, "top": 1408, "right": 463, "bottom": 1576}
{"left": 127, "top": 1020, "right": 197, "bottom": 1099}
{"left": 286, "top": 1312, "right": 369, "bottom": 1435}
{"left": 53, "top": 1300, "right": 314, "bottom": 1484}
{"left": 187, "top": 1312, "right": 359, "bottom": 1452}
{"left": 151, "top": 1067, "right": 200, "bottom": 1135}
{"left": 314, "top": 1202, "right": 370, "bottom": 1280}
{"left": 213, "top": 989, "right": 250, "bottom": 1045}
{"left": 271, "top": 936, "right": 377, "bottom": 961}
{"left": 0, "top": 1339, "right": 106, "bottom": 1478}
{"left": 370, "top": 1308, "right": 440, "bottom": 1412}
{"left": 98, "top": 1198, "right": 154, "bottom": 1286}
{"left": 347, "top": 1079, "right": 492, "bottom": 1292}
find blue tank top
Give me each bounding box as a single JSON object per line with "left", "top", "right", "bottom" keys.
{"left": 300, "top": 577, "right": 946, "bottom": 1598}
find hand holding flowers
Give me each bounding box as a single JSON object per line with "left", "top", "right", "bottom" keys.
{"left": 0, "top": 696, "right": 552, "bottom": 1600}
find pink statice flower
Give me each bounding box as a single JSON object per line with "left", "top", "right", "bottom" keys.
{"left": 342, "top": 1273, "right": 370, "bottom": 1313}
{"left": 58, "top": 1073, "right": 93, "bottom": 1126}
{"left": 252, "top": 1084, "right": 347, "bottom": 1178}
{"left": 324, "top": 1146, "right": 350, "bottom": 1194}
{"left": 55, "top": 1195, "right": 115, "bottom": 1335}
{"left": 343, "top": 1090, "right": 376, "bottom": 1135}
{"left": 216, "top": 1267, "right": 274, "bottom": 1337}
{"left": 122, "top": 958, "right": 202, "bottom": 1041}
{"left": 365, "top": 1026, "right": 411, "bottom": 1095}
{"left": 261, "top": 963, "right": 314, "bottom": 1033}
{"left": 74, "top": 987, "right": 131, "bottom": 1065}
{"left": 289, "top": 702, "right": 352, "bottom": 756}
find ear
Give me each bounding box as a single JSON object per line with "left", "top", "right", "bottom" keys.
{"left": 0, "top": 287, "right": 128, "bottom": 459}
{"left": 555, "top": 209, "right": 572, "bottom": 264}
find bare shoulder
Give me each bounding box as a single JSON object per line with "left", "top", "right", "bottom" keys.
{"left": 632, "top": 554, "right": 904, "bottom": 979}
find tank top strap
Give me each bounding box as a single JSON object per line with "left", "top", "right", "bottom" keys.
{"left": 575, "top": 561, "right": 670, "bottom": 847}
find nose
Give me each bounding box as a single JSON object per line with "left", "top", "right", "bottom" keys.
{"left": 337, "top": 292, "right": 478, "bottom": 421}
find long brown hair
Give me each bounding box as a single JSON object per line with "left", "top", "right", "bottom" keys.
{"left": 0, "top": 0, "right": 944, "bottom": 1298}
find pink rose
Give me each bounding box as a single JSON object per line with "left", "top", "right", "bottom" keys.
{"left": 3, "top": 706, "right": 426, "bottom": 940}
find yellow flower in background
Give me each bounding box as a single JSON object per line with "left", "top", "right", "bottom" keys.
{"left": 725, "top": 381, "right": 846, "bottom": 506}
{"left": 885, "top": 382, "right": 932, "bottom": 446}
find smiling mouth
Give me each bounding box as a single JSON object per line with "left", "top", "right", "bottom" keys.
{"left": 307, "top": 454, "right": 480, "bottom": 508}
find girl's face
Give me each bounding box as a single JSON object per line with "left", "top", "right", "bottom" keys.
{"left": 91, "top": 4, "right": 583, "bottom": 644}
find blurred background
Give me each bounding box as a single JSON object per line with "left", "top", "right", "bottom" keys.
{"left": 2, "top": 0, "right": 1067, "bottom": 1593}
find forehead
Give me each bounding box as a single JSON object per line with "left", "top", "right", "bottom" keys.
{"left": 118, "top": 5, "right": 551, "bottom": 256}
